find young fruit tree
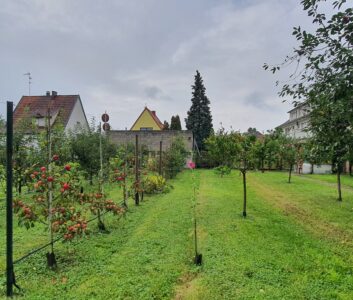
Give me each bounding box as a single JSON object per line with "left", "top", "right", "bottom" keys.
{"left": 205, "top": 127, "right": 241, "bottom": 168}
{"left": 264, "top": 0, "right": 353, "bottom": 201}
{"left": 238, "top": 134, "right": 256, "bottom": 218}
{"left": 163, "top": 136, "right": 188, "bottom": 179}
{"left": 14, "top": 160, "right": 86, "bottom": 267}
{"left": 69, "top": 120, "right": 117, "bottom": 185}
{"left": 283, "top": 142, "right": 297, "bottom": 184}
{"left": 252, "top": 138, "right": 266, "bottom": 173}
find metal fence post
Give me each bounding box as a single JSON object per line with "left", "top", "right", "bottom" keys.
{"left": 159, "top": 141, "right": 162, "bottom": 176}
{"left": 135, "top": 135, "right": 139, "bottom": 205}
{"left": 6, "top": 101, "right": 14, "bottom": 297}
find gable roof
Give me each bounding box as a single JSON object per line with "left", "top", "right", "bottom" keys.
{"left": 287, "top": 101, "right": 308, "bottom": 113}
{"left": 14, "top": 94, "right": 88, "bottom": 129}
{"left": 130, "top": 107, "right": 164, "bottom": 130}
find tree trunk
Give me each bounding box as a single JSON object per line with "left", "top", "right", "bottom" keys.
{"left": 18, "top": 181, "right": 22, "bottom": 194}
{"left": 337, "top": 167, "right": 342, "bottom": 201}
{"left": 349, "top": 161, "right": 352, "bottom": 176}
{"left": 288, "top": 164, "right": 292, "bottom": 183}
{"left": 310, "top": 163, "right": 314, "bottom": 174}
{"left": 89, "top": 171, "right": 93, "bottom": 186}
{"left": 97, "top": 209, "right": 106, "bottom": 231}
{"left": 18, "top": 178, "right": 22, "bottom": 195}
{"left": 261, "top": 158, "right": 264, "bottom": 173}
{"left": 242, "top": 170, "right": 247, "bottom": 217}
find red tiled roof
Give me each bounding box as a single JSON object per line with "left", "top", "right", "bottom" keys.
{"left": 14, "top": 95, "right": 80, "bottom": 128}
{"left": 146, "top": 107, "right": 164, "bottom": 129}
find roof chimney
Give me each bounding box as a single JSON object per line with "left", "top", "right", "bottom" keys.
{"left": 46, "top": 91, "right": 50, "bottom": 96}
{"left": 51, "top": 91, "right": 57, "bottom": 98}
{"left": 152, "top": 111, "right": 156, "bottom": 116}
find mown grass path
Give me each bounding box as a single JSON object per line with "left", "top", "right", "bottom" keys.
{"left": 1, "top": 172, "right": 196, "bottom": 300}
{"left": 177, "top": 170, "right": 353, "bottom": 299}
{"left": 1, "top": 170, "right": 353, "bottom": 299}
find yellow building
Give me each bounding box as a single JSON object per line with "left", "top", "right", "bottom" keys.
{"left": 130, "top": 107, "right": 164, "bottom": 131}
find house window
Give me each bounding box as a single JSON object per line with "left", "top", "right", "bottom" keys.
{"left": 36, "top": 117, "right": 46, "bottom": 127}
{"left": 140, "top": 127, "right": 153, "bottom": 131}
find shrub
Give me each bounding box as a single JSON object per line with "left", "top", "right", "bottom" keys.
{"left": 163, "top": 136, "right": 188, "bottom": 179}
{"left": 143, "top": 175, "right": 170, "bottom": 194}
{"left": 214, "top": 165, "right": 232, "bottom": 177}
{"left": 146, "top": 157, "right": 158, "bottom": 172}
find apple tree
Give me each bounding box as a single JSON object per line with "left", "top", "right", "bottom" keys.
{"left": 264, "top": 0, "right": 353, "bottom": 200}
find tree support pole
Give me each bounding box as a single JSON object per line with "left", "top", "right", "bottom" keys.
{"left": 159, "top": 141, "right": 162, "bottom": 176}
{"left": 242, "top": 170, "right": 247, "bottom": 218}
{"left": 6, "top": 101, "right": 14, "bottom": 297}
{"left": 193, "top": 185, "right": 202, "bottom": 265}
{"left": 135, "top": 135, "right": 139, "bottom": 205}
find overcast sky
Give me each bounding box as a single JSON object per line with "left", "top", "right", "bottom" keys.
{"left": 0, "top": 0, "right": 322, "bottom": 132}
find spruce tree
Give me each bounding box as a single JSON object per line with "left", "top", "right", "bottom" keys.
{"left": 185, "top": 70, "right": 213, "bottom": 150}
{"left": 170, "top": 115, "right": 182, "bottom": 130}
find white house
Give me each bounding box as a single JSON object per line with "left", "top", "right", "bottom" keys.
{"left": 277, "top": 102, "right": 332, "bottom": 174}
{"left": 14, "top": 91, "right": 89, "bottom": 132}
{"left": 277, "top": 102, "right": 310, "bottom": 139}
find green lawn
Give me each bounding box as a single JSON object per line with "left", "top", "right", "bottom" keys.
{"left": 1, "top": 170, "right": 353, "bottom": 299}
{"left": 304, "top": 173, "right": 353, "bottom": 189}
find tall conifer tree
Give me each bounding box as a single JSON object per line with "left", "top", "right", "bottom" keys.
{"left": 185, "top": 70, "right": 213, "bottom": 150}
{"left": 170, "top": 115, "right": 182, "bottom": 130}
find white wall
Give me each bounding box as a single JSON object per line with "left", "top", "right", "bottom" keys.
{"left": 301, "top": 163, "right": 332, "bottom": 174}
{"left": 65, "top": 99, "right": 89, "bottom": 132}
{"left": 313, "top": 164, "right": 332, "bottom": 174}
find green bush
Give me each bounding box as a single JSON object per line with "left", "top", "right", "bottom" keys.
{"left": 143, "top": 174, "right": 171, "bottom": 194}
{"left": 214, "top": 165, "right": 232, "bottom": 177}
{"left": 146, "top": 157, "right": 158, "bottom": 172}
{"left": 163, "top": 136, "right": 189, "bottom": 179}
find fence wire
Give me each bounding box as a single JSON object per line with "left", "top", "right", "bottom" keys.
{"left": 3, "top": 200, "right": 125, "bottom": 268}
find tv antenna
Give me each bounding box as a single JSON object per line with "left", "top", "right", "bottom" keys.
{"left": 23, "top": 72, "right": 32, "bottom": 95}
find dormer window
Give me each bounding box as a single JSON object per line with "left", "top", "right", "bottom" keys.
{"left": 33, "top": 110, "right": 58, "bottom": 128}
{"left": 36, "top": 116, "right": 46, "bottom": 127}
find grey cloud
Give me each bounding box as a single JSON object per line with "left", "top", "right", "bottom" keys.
{"left": 244, "top": 93, "right": 272, "bottom": 110}
{"left": 0, "top": 0, "right": 320, "bottom": 132}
